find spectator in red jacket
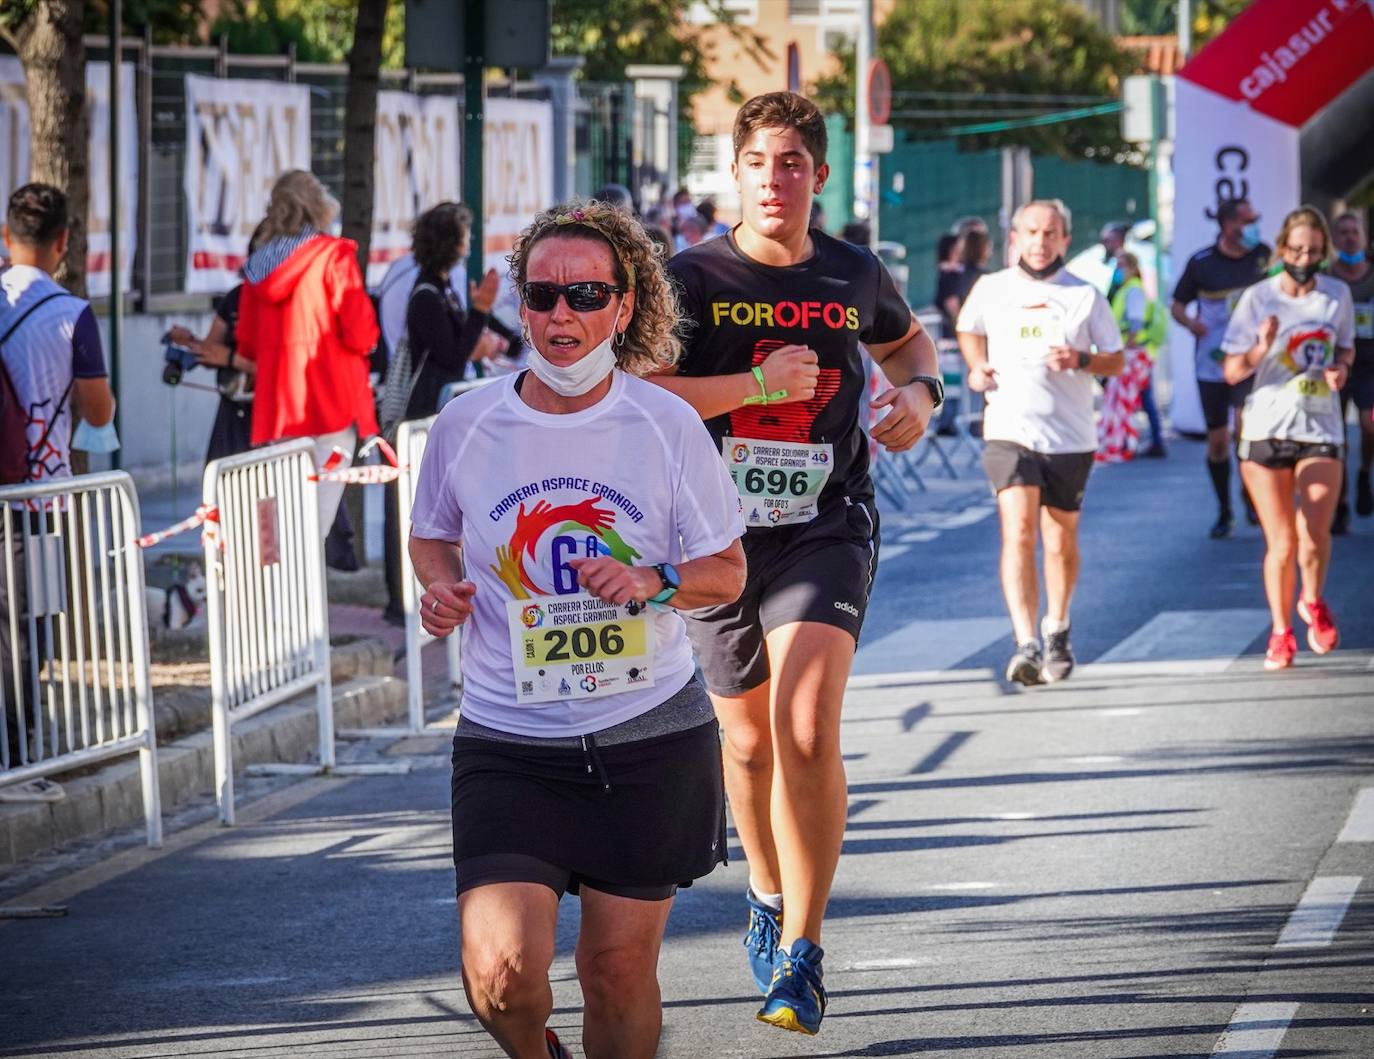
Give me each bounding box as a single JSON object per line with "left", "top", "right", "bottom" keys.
{"left": 236, "top": 170, "right": 379, "bottom": 533}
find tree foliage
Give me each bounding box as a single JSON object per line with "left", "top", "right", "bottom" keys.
{"left": 551, "top": 0, "right": 768, "bottom": 115}
{"left": 208, "top": 0, "right": 405, "bottom": 66}
{"left": 814, "top": 0, "right": 1135, "bottom": 159}
{"left": 1120, "top": 0, "right": 1251, "bottom": 48}
{"left": 82, "top": 0, "right": 203, "bottom": 43}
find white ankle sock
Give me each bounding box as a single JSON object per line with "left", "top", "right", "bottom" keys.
{"left": 1042, "top": 615, "right": 1070, "bottom": 637}
{"left": 750, "top": 884, "right": 783, "bottom": 911}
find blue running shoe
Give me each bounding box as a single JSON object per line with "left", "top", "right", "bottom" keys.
{"left": 743, "top": 889, "right": 783, "bottom": 994}
{"left": 756, "top": 939, "right": 826, "bottom": 1035}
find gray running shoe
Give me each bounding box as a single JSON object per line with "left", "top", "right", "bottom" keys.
{"left": 1042, "top": 627, "right": 1075, "bottom": 682}
{"left": 1005, "top": 641, "right": 1045, "bottom": 686}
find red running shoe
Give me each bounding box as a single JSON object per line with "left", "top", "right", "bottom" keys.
{"left": 1264, "top": 629, "right": 1297, "bottom": 671}
{"left": 1297, "top": 597, "right": 1339, "bottom": 654}
{"left": 546, "top": 1029, "right": 573, "bottom": 1059}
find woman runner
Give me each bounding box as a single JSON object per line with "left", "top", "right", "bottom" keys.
{"left": 1221, "top": 205, "right": 1355, "bottom": 670}
{"left": 408, "top": 202, "right": 746, "bottom": 1059}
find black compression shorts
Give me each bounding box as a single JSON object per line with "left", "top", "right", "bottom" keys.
{"left": 1198, "top": 377, "right": 1254, "bottom": 430}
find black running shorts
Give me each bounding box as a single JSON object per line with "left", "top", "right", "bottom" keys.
{"left": 1342, "top": 371, "right": 1374, "bottom": 412}
{"left": 982, "top": 440, "right": 1094, "bottom": 512}
{"left": 684, "top": 498, "right": 879, "bottom": 696}
{"left": 1238, "top": 438, "right": 1343, "bottom": 469}
{"left": 450, "top": 706, "right": 726, "bottom": 901}
{"left": 1198, "top": 377, "right": 1254, "bottom": 430}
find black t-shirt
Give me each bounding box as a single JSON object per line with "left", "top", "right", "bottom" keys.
{"left": 668, "top": 229, "right": 912, "bottom": 512}
{"left": 214, "top": 284, "right": 242, "bottom": 349}
{"left": 1171, "top": 242, "right": 1270, "bottom": 381}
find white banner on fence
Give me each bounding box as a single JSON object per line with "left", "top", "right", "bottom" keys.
{"left": 367, "top": 91, "right": 461, "bottom": 287}
{"left": 183, "top": 74, "right": 311, "bottom": 293}
{"left": 0, "top": 58, "right": 137, "bottom": 299}
{"left": 482, "top": 97, "right": 554, "bottom": 276}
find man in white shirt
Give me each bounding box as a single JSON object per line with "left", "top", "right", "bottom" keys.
{"left": 957, "top": 199, "right": 1123, "bottom": 686}
{"left": 1, "top": 183, "right": 115, "bottom": 802}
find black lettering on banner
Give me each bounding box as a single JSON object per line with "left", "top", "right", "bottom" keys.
{"left": 1206, "top": 146, "right": 1249, "bottom": 221}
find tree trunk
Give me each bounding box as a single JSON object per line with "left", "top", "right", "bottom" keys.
{"left": 339, "top": 0, "right": 387, "bottom": 565}
{"left": 6, "top": 0, "right": 90, "bottom": 297}
{"left": 341, "top": 0, "right": 387, "bottom": 276}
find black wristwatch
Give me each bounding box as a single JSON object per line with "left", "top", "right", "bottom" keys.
{"left": 1077, "top": 351, "right": 1093, "bottom": 370}
{"left": 649, "top": 562, "right": 680, "bottom": 604}
{"left": 910, "top": 374, "right": 945, "bottom": 409}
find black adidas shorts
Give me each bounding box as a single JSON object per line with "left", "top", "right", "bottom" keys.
{"left": 684, "top": 497, "right": 879, "bottom": 696}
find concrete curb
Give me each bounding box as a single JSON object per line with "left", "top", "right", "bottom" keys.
{"left": 0, "top": 641, "right": 407, "bottom": 867}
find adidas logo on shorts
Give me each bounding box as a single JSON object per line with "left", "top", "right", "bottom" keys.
{"left": 834, "top": 601, "right": 859, "bottom": 617}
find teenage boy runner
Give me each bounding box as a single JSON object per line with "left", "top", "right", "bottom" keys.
{"left": 657, "top": 91, "right": 940, "bottom": 1036}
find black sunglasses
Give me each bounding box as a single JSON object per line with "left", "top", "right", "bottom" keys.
{"left": 521, "top": 281, "right": 625, "bottom": 313}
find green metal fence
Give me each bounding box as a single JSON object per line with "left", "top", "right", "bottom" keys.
{"left": 875, "top": 132, "right": 1148, "bottom": 308}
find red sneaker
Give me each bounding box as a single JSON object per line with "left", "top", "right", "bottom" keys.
{"left": 1264, "top": 628, "right": 1297, "bottom": 671}
{"left": 546, "top": 1029, "right": 573, "bottom": 1059}
{"left": 1297, "top": 597, "right": 1339, "bottom": 654}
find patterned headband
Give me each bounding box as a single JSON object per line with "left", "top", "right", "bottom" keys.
{"left": 551, "top": 206, "right": 637, "bottom": 290}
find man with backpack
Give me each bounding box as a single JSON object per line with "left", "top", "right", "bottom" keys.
{"left": 0, "top": 183, "right": 116, "bottom": 801}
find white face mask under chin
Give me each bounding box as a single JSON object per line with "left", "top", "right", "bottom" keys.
{"left": 527, "top": 317, "right": 621, "bottom": 397}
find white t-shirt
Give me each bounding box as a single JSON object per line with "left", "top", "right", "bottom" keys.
{"left": 956, "top": 266, "right": 1122, "bottom": 454}
{"left": 1222, "top": 273, "right": 1355, "bottom": 445}
{"left": 409, "top": 371, "right": 744, "bottom": 737}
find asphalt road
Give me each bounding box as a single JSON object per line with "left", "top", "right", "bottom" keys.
{"left": 2, "top": 435, "right": 1373, "bottom": 1058}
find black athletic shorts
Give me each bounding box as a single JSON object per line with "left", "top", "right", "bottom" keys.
{"left": 1238, "top": 438, "right": 1343, "bottom": 469}
{"left": 450, "top": 707, "right": 726, "bottom": 901}
{"left": 1198, "top": 377, "right": 1255, "bottom": 430}
{"left": 982, "top": 440, "right": 1094, "bottom": 512}
{"left": 684, "top": 497, "right": 879, "bottom": 697}
{"left": 1341, "top": 371, "right": 1374, "bottom": 412}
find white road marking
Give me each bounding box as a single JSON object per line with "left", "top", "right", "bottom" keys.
{"left": 1096, "top": 707, "right": 1142, "bottom": 717}
{"left": 844, "top": 957, "right": 936, "bottom": 971}
{"left": 853, "top": 617, "right": 1007, "bottom": 676}
{"left": 1274, "top": 876, "right": 1361, "bottom": 948}
{"left": 1337, "top": 789, "right": 1374, "bottom": 843}
{"left": 1210, "top": 1002, "right": 1299, "bottom": 1057}
{"left": 1094, "top": 608, "right": 1269, "bottom": 665}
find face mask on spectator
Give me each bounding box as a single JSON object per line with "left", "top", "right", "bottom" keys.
{"left": 72, "top": 414, "right": 121, "bottom": 454}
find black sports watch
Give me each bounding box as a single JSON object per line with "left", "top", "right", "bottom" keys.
{"left": 910, "top": 374, "right": 945, "bottom": 409}
{"left": 649, "top": 562, "right": 680, "bottom": 604}
{"left": 1077, "top": 351, "right": 1093, "bottom": 370}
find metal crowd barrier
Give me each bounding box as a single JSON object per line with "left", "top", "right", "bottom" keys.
{"left": 203, "top": 439, "right": 332, "bottom": 825}
{"left": 0, "top": 472, "right": 162, "bottom": 847}
{"left": 396, "top": 416, "right": 462, "bottom": 729}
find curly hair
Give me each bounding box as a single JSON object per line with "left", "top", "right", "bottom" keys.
{"left": 413, "top": 202, "right": 473, "bottom": 275}
{"left": 508, "top": 201, "right": 682, "bottom": 376}
{"left": 1271, "top": 205, "right": 1332, "bottom": 269}
{"left": 259, "top": 170, "right": 339, "bottom": 243}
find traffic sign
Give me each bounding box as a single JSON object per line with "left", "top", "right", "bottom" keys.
{"left": 866, "top": 58, "right": 892, "bottom": 126}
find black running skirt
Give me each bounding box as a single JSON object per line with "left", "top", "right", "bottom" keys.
{"left": 450, "top": 718, "right": 727, "bottom": 892}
